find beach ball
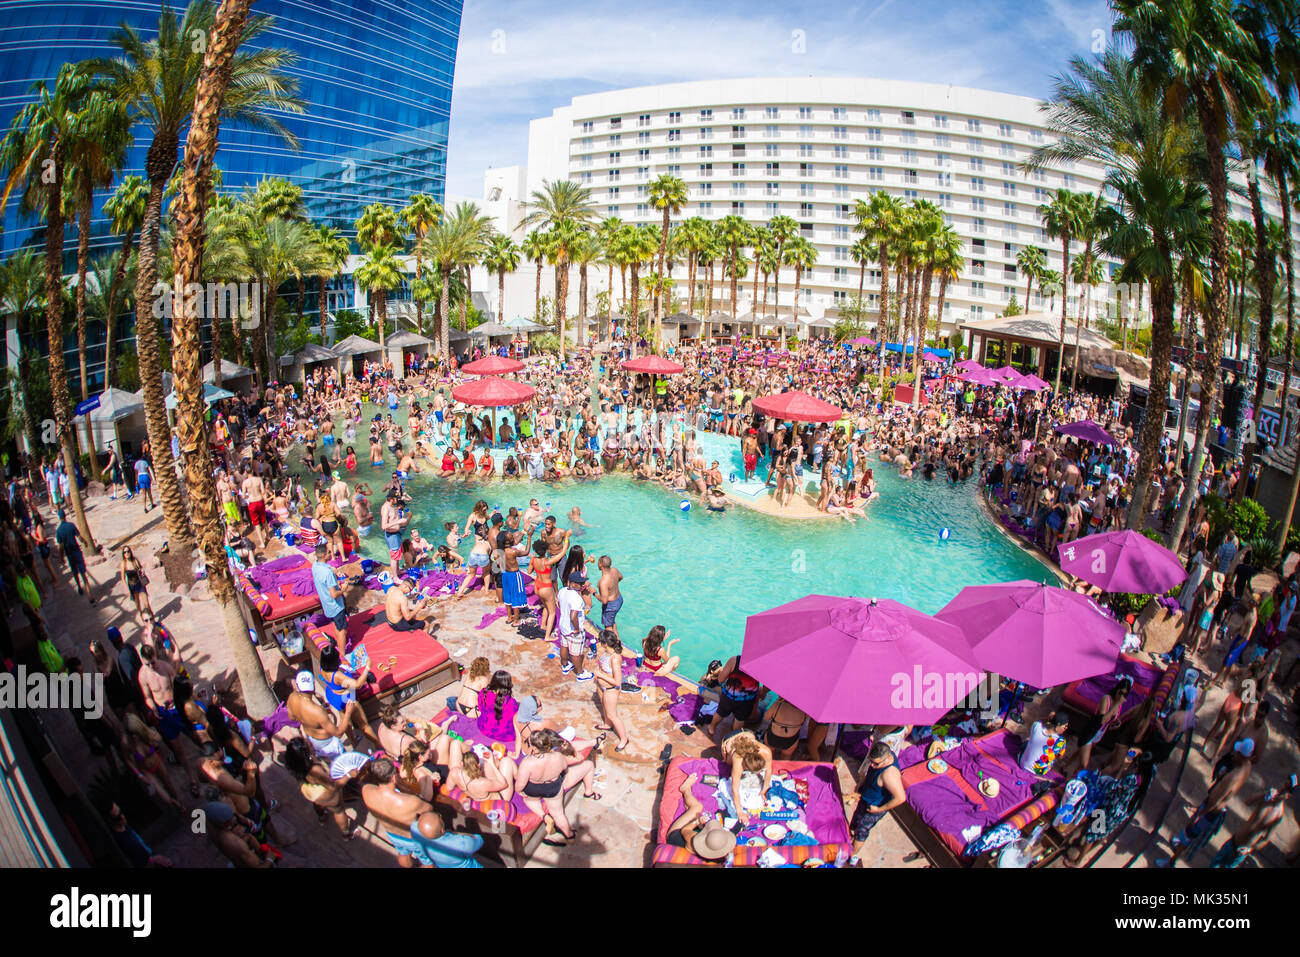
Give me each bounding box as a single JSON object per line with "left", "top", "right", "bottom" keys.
{"left": 939, "top": 528, "right": 951, "bottom": 541}
{"left": 680, "top": 500, "right": 691, "bottom": 512}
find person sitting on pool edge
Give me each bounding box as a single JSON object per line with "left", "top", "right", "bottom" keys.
{"left": 385, "top": 578, "right": 441, "bottom": 633}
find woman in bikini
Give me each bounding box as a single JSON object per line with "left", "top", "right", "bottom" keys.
{"left": 451, "top": 657, "right": 492, "bottom": 717}
{"left": 513, "top": 730, "right": 598, "bottom": 847}
{"left": 448, "top": 743, "right": 518, "bottom": 806}
{"left": 124, "top": 714, "right": 184, "bottom": 810}
{"left": 315, "top": 493, "right": 345, "bottom": 562}
{"left": 592, "top": 630, "right": 630, "bottom": 752}
{"left": 1066, "top": 677, "right": 1132, "bottom": 775}
{"left": 762, "top": 696, "right": 809, "bottom": 760}
{"left": 283, "top": 736, "right": 356, "bottom": 837}
{"left": 528, "top": 539, "right": 566, "bottom": 641}
{"left": 118, "top": 546, "right": 153, "bottom": 622}
{"left": 641, "top": 625, "right": 680, "bottom": 676}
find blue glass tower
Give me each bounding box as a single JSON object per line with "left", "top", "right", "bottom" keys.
{"left": 0, "top": 0, "right": 464, "bottom": 253}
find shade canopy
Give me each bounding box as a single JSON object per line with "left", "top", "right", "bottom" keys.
{"left": 386, "top": 330, "right": 432, "bottom": 347}
{"left": 850, "top": 336, "right": 876, "bottom": 346}
{"left": 955, "top": 358, "right": 985, "bottom": 372}
{"left": 451, "top": 377, "right": 536, "bottom": 407}
{"left": 936, "top": 581, "right": 1124, "bottom": 688}
{"left": 622, "top": 355, "right": 685, "bottom": 374}
{"left": 987, "top": 365, "right": 1025, "bottom": 385}
{"left": 332, "top": 334, "right": 385, "bottom": 356}
{"left": 752, "top": 390, "right": 843, "bottom": 423}
{"left": 203, "top": 358, "right": 252, "bottom": 382}
{"left": 741, "top": 595, "right": 983, "bottom": 724}
{"left": 461, "top": 355, "right": 524, "bottom": 375}
{"left": 503, "top": 316, "right": 548, "bottom": 332}
{"left": 469, "top": 321, "right": 517, "bottom": 338}
{"left": 165, "top": 382, "right": 234, "bottom": 409}
{"left": 1057, "top": 530, "right": 1188, "bottom": 595}
{"left": 1054, "top": 419, "right": 1118, "bottom": 447}
{"left": 90, "top": 387, "right": 145, "bottom": 423}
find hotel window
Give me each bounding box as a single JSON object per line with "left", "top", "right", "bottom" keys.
{"left": 801, "top": 202, "right": 815, "bottom": 216}
{"left": 1002, "top": 161, "right": 1016, "bottom": 177}
{"left": 969, "top": 137, "right": 983, "bottom": 152}
{"left": 934, "top": 113, "right": 949, "bottom": 128}
{"left": 900, "top": 109, "right": 916, "bottom": 125}
{"left": 869, "top": 147, "right": 883, "bottom": 161}
{"left": 970, "top": 305, "right": 984, "bottom": 318}
{"left": 901, "top": 130, "right": 918, "bottom": 144}
{"left": 668, "top": 164, "right": 681, "bottom": 176}
{"left": 904, "top": 189, "right": 918, "bottom": 201}
{"left": 971, "top": 281, "right": 985, "bottom": 297}
{"left": 934, "top": 151, "right": 947, "bottom": 167}
{"left": 636, "top": 203, "right": 650, "bottom": 216}
{"left": 668, "top": 128, "right": 681, "bottom": 141}
{"left": 638, "top": 114, "right": 651, "bottom": 127}
{"left": 732, "top": 201, "right": 745, "bottom": 213}
{"left": 637, "top": 148, "right": 649, "bottom": 161}
{"left": 609, "top": 133, "right": 621, "bottom": 145}
{"left": 765, "top": 202, "right": 779, "bottom": 216}
{"left": 581, "top": 137, "right": 594, "bottom": 149}
{"left": 832, "top": 126, "right": 848, "bottom": 140}
{"left": 637, "top": 131, "right": 650, "bottom": 144}
{"left": 799, "top": 144, "right": 814, "bottom": 157}
{"left": 834, "top": 267, "right": 850, "bottom": 281}
{"left": 637, "top": 183, "right": 648, "bottom": 194}
{"left": 834, "top": 246, "right": 849, "bottom": 261}
{"left": 834, "top": 145, "right": 849, "bottom": 158}
{"left": 800, "top": 184, "right": 814, "bottom": 198}
{"left": 799, "top": 106, "right": 813, "bottom": 119}
{"left": 1063, "top": 173, "right": 1076, "bottom": 188}
{"left": 610, "top": 117, "right": 622, "bottom": 128}
{"left": 834, "top": 290, "right": 848, "bottom": 304}
{"left": 608, "top": 151, "right": 620, "bottom": 162}
{"left": 579, "top": 171, "right": 592, "bottom": 183}
{"left": 765, "top": 125, "right": 780, "bottom": 139}
{"left": 607, "top": 205, "right": 616, "bottom": 216}
{"left": 972, "top": 218, "right": 986, "bottom": 233}
{"left": 732, "top": 125, "right": 745, "bottom": 138}
{"left": 998, "top": 122, "right": 1012, "bottom": 137}
{"left": 1030, "top": 129, "right": 1044, "bottom": 143}
{"left": 637, "top": 168, "right": 649, "bottom": 181}
{"left": 834, "top": 164, "right": 849, "bottom": 179}
{"left": 700, "top": 163, "right": 712, "bottom": 176}
{"left": 580, "top": 154, "right": 593, "bottom": 167}
{"left": 867, "top": 128, "right": 883, "bottom": 141}
{"left": 731, "top": 181, "right": 746, "bottom": 195}
{"left": 800, "top": 220, "right": 814, "bottom": 235}
{"left": 766, "top": 182, "right": 780, "bottom": 195}
{"left": 902, "top": 149, "right": 918, "bottom": 164}
{"left": 836, "top": 204, "right": 850, "bottom": 220}
{"left": 833, "top": 224, "right": 850, "bottom": 239}
{"left": 938, "top": 192, "right": 953, "bottom": 208}
{"left": 869, "top": 166, "right": 884, "bottom": 180}
{"left": 935, "top": 133, "right": 951, "bottom": 147}
{"left": 610, "top": 185, "right": 620, "bottom": 197}
{"left": 969, "top": 156, "right": 984, "bottom": 171}
{"left": 905, "top": 169, "right": 918, "bottom": 184}
{"left": 866, "top": 108, "right": 882, "bottom": 121}
{"left": 1004, "top": 202, "right": 1017, "bottom": 217}
{"left": 766, "top": 106, "right": 780, "bottom": 119}
{"left": 608, "top": 168, "right": 620, "bottom": 181}
{"left": 1032, "top": 169, "right": 1046, "bottom": 182}
{"left": 581, "top": 121, "right": 594, "bottom": 133}
{"left": 937, "top": 171, "right": 953, "bottom": 187}
{"left": 668, "top": 111, "right": 681, "bottom": 123}
{"left": 732, "top": 163, "right": 745, "bottom": 176}
{"left": 765, "top": 143, "right": 779, "bottom": 157}
{"left": 699, "top": 145, "right": 713, "bottom": 158}
{"left": 667, "top": 146, "right": 681, "bottom": 158}
{"left": 799, "top": 124, "right": 814, "bottom": 138}
{"left": 697, "top": 182, "right": 712, "bottom": 195}
{"left": 1000, "top": 143, "right": 1015, "bottom": 157}
{"left": 1034, "top": 187, "right": 1049, "bottom": 202}
{"left": 834, "top": 107, "right": 848, "bottom": 120}
{"left": 732, "top": 143, "right": 746, "bottom": 156}
{"left": 971, "top": 259, "right": 985, "bottom": 275}
{"left": 834, "top": 184, "right": 849, "bottom": 198}
{"left": 699, "top": 108, "right": 713, "bottom": 121}
{"left": 1005, "top": 222, "right": 1018, "bottom": 238}
{"left": 966, "top": 117, "right": 981, "bottom": 132}
{"left": 800, "top": 162, "right": 813, "bottom": 176}
{"left": 765, "top": 162, "right": 780, "bottom": 175}
{"left": 970, "top": 176, "right": 985, "bottom": 191}
{"left": 700, "top": 127, "right": 714, "bottom": 140}
{"left": 732, "top": 107, "right": 746, "bottom": 119}
{"left": 700, "top": 201, "right": 712, "bottom": 214}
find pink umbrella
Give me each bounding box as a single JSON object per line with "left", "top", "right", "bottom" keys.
{"left": 741, "top": 596, "right": 984, "bottom": 724}
{"left": 959, "top": 367, "right": 997, "bottom": 385}
{"left": 851, "top": 336, "right": 876, "bottom": 346}
{"left": 752, "top": 390, "right": 843, "bottom": 423}
{"left": 1054, "top": 419, "right": 1117, "bottom": 447}
{"left": 955, "top": 358, "right": 984, "bottom": 372}
{"left": 988, "top": 365, "right": 1024, "bottom": 385}
{"left": 1057, "top": 530, "right": 1188, "bottom": 595}
{"left": 461, "top": 355, "right": 524, "bottom": 375}
{"left": 936, "top": 581, "right": 1124, "bottom": 688}
{"left": 622, "top": 355, "right": 685, "bottom": 374}
{"left": 1015, "top": 373, "right": 1050, "bottom": 391}
{"left": 451, "top": 377, "right": 536, "bottom": 407}
{"left": 922, "top": 349, "right": 944, "bottom": 362}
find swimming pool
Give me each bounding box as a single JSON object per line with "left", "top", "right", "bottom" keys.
{"left": 341, "top": 414, "right": 1052, "bottom": 677}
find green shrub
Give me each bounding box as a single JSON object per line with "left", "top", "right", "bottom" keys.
{"left": 531, "top": 333, "right": 560, "bottom": 354}
{"left": 1228, "top": 498, "right": 1270, "bottom": 543}
{"left": 1247, "top": 536, "right": 1280, "bottom": 570}
{"left": 1285, "top": 524, "right": 1300, "bottom": 555}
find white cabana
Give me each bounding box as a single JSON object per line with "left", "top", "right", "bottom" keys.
{"left": 385, "top": 330, "right": 433, "bottom": 378}
{"left": 203, "top": 358, "right": 255, "bottom": 394}
{"left": 86, "top": 387, "right": 147, "bottom": 459}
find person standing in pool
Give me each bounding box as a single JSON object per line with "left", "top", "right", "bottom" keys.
{"left": 596, "top": 555, "right": 623, "bottom": 639}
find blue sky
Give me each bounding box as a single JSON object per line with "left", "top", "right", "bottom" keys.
{"left": 445, "top": 0, "right": 1114, "bottom": 198}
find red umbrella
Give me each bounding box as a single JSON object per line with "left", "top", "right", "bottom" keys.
{"left": 622, "top": 356, "right": 684, "bottom": 374}
{"left": 752, "top": 390, "right": 843, "bottom": 423}
{"left": 461, "top": 355, "right": 524, "bottom": 375}
{"left": 451, "top": 378, "right": 536, "bottom": 407}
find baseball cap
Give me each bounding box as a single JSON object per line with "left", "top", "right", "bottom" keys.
{"left": 205, "top": 802, "right": 236, "bottom": 827}
{"left": 295, "top": 671, "right": 315, "bottom": 693}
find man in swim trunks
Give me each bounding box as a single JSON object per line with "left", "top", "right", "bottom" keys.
{"left": 352, "top": 485, "right": 373, "bottom": 535}
{"left": 742, "top": 429, "right": 759, "bottom": 482}
{"left": 286, "top": 671, "right": 371, "bottom": 758}
{"left": 133, "top": 455, "right": 155, "bottom": 511}
{"left": 385, "top": 579, "right": 439, "bottom": 633}
{"left": 596, "top": 555, "right": 623, "bottom": 639}
{"left": 218, "top": 471, "right": 240, "bottom": 526}
{"left": 240, "top": 472, "right": 268, "bottom": 549}
{"left": 137, "top": 644, "right": 197, "bottom": 790}
{"left": 381, "top": 490, "right": 410, "bottom": 580}
{"left": 361, "top": 758, "right": 435, "bottom": 868}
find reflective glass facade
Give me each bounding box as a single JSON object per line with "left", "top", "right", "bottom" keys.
{"left": 0, "top": 0, "right": 463, "bottom": 254}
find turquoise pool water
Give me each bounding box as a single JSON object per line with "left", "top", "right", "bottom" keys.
{"left": 340, "top": 412, "right": 1052, "bottom": 677}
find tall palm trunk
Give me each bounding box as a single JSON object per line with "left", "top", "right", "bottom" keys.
{"left": 1274, "top": 173, "right": 1299, "bottom": 550}
{"left": 102, "top": 227, "right": 136, "bottom": 389}
{"left": 1174, "top": 279, "right": 1195, "bottom": 459}
{"left": 375, "top": 288, "right": 386, "bottom": 348}
{"left": 934, "top": 272, "right": 950, "bottom": 340}
{"left": 578, "top": 262, "right": 588, "bottom": 348}
{"left": 1127, "top": 261, "right": 1177, "bottom": 527}
{"left": 439, "top": 265, "right": 452, "bottom": 360}
{"left": 556, "top": 257, "right": 568, "bottom": 359}
{"left": 1168, "top": 96, "right": 1232, "bottom": 550}
{"left": 74, "top": 195, "right": 102, "bottom": 481}
{"left": 729, "top": 245, "right": 739, "bottom": 320}
{"left": 42, "top": 155, "right": 97, "bottom": 551}
{"left": 687, "top": 252, "right": 696, "bottom": 316}
{"left": 912, "top": 264, "right": 934, "bottom": 410}
{"left": 460, "top": 266, "right": 471, "bottom": 333}
{"left": 414, "top": 251, "right": 424, "bottom": 334}
{"left": 496, "top": 267, "right": 506, "bottom": 327}
{"left": 1238, "top": 166, "right": 1276, "bottom": 503}
{"left": 629, "top": 262, "right": 641, "bottom": 359}
{"left": 135, "top": 143, "right": 192, "bottom": 549}
{"left": 533, "top": 260, "right": 542, "bottom": 322}
{"left": 318, "top": 278, "right": 328, "bottom": 343}
{"left": 170, "top": 0, "right": 273, "bottom": 716}
{"left": 1054, "top": 235, "right": 1071, "bottom": 394}
{"left": 604, "top": 261, "right": 614, "bottom": 340}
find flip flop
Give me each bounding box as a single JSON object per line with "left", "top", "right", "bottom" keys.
{"left": 583, "top": 791, "right": 602, "bottom": 800}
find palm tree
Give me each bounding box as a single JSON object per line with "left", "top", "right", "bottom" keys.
{"left": 1114, "top": 0, "right": 1272, "bottom": 546}
{"left": 786, "top": 235, "right": 818, "bottom": 330}
{"left": 420, "top": 206, "right": 490, "bottom": 359}
{"left": 522, "top": 179, "right": 595, "bottom": 358}
{"left": 520, "top": 228, "right": 549, "bottom": 325}
{"left": 90, "top": 0, "right": 302, "bottom": 549}
{"left": 930, "top": 225, "right": 964, "bottom": 341}
{"left": 766, "top": 214, "right": 798, "bottom": 340}
{"left": 447, "top": 201, "right": 492, "bottom": 335}
{"left": 1069, "top": 252, "right": 1105, "bottom": 388}
{"left": 167, "top": 0, "right": 277, "bottom": 716}
{"left": 648, "top": 174, "right": 687, "bottom": 345}
{"left": 856, "top": 192, "right": 904, "bottom": 368}
{"left": 102, "top": 174, "right": 148, "bottom": 387}
{"left": 482, "top": 233, "right": 521, "bottom": 325}
{"left": 354, "top": 242, "right": 401, "bottom": 348}
{"left": 354, "top": 201, "right": 401, "bottom": 342}
{"left": 675, "top": 216, "right": 708, "bottom": 316}
{"left": 0, "top": 249, "right": 44, "bottom": 452}
{"left": 1037, "top": 189, "right": 1083, "bottom": 392}
{"left": 0, "top": 63, "right": 101, "bottom": 550}
{"left": 311, "top": 225, "right": 350, "bottom": 343}
{"left": 1016, "top": 245, "right": 1046, "bottom": 310}
{"left": 715, "top": 215, "right": 749, "bottom": 323}
{"left": 595, "top": 217, "right": 622, "bottom": 339}
{"left": 569, "top": 229, "right": 597, "bottom": 346}
{"left": 402, "top": 193, "right": 442, "bottom": 333}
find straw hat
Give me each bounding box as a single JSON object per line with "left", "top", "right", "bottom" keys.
{"left": 693, "top": 820, "right": 738, "bottom": 860}
{"left": 979, "top": 778, "right": 1001, "bottom": 799}
{"left": 1210, "top": 571, "right": 1226, "bottom": 592}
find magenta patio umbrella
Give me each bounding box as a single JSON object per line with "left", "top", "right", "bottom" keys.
{"left": 851, "top": 336, "right": 876, "bottom": 346}
{"left": 959, "top": 367, "right": 997, "bottom": 385}
{"left": 1054, "top": 418, "right": 1118, "bottom": 447}
{"left": 1015, "top": 372, "right": 1050, "bottom": 392}
{"left": 988, "top": 365, "right": 1024, "bottom": 385}
{"left": 740, "top": 595, "right": 984, "bottom": 724}
{"left": 1056, "top": 530, "right": 1188, "bottom": 595}
{"left": 955, "top": 358, "right": 984, "bottom": 372}
{"left": 936, "top": 581, "right": 1124, "bottom": 688}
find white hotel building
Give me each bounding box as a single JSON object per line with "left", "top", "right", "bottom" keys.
{"left": 474, "top": 76, "right": 1120, "bottom": 333}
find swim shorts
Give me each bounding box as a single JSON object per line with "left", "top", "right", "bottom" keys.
{"left": 247, "top": 500, "right": 267, "bottom": 526}
{"left": 601, "top": 595, "right": 623, "bottom": 627}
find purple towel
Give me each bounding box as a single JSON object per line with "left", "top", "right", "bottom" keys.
{"left": 258, "top": 555, "right": 307, "bottom": 574}
{"left": 477, "top": 607, "right": 508, "bottom": 630}
{"left": 261, "top": 702, "right": 300, "bottom": 737}
{"left": 668, "top": 692, "right": 700, "bottom": 723}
